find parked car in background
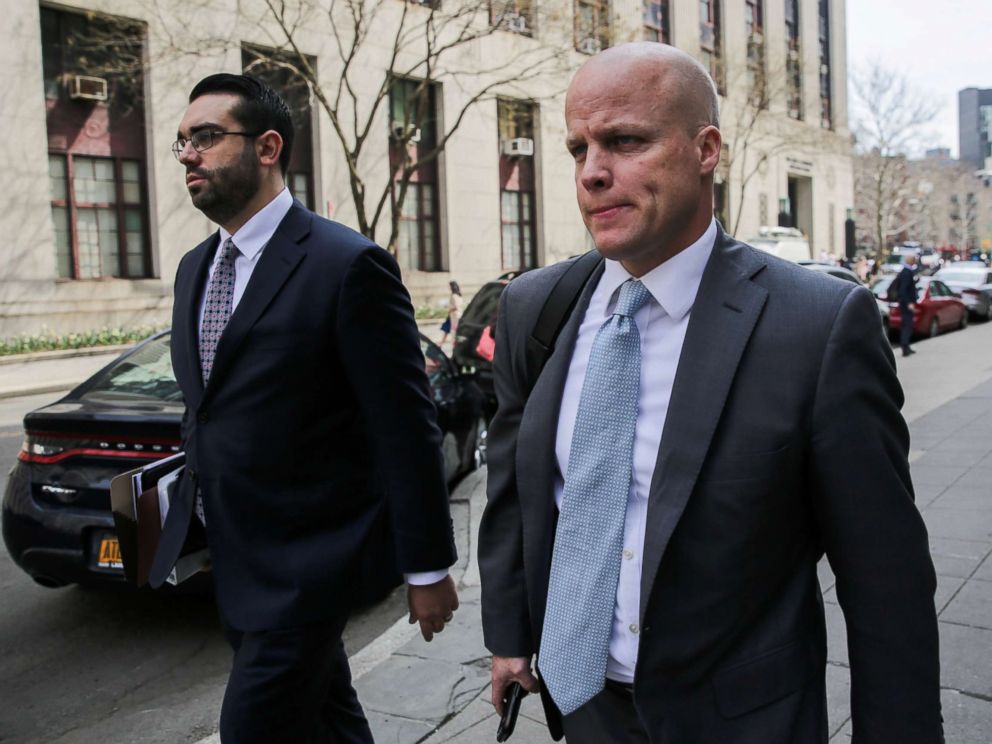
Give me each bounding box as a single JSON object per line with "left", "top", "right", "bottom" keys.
{"left": 880, "top": 277, "right": 969, "bottom": 339}
{"left": 747, "top": 226, "right": 811, "bottom": 262}
{"left": 452, "top": 270, "right": 527, "bottom": 413}
{"left": 3, "top": 330, "right": 486, "bottom": 590}
{"left": 933, "top": 265, "right": 992, "bottom": 320}
{"left": 881, "top": 245, "right": 942, "bottom": 275}
{"left": 869, "top": 276, "right": 894, "bottom": 326}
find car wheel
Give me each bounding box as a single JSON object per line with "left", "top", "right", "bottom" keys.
{"left": 470, "top": 416, "right": 488, "bottom": 471}
{"left": 929, "top": 317, "right": 940, "bottom": 338}
{"left": 960, "top": 311, "right": 969, "bottom": 330}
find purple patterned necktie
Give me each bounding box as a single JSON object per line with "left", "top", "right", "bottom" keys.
{"left": 199, "top": 237, "right": 238, "bottom": 385}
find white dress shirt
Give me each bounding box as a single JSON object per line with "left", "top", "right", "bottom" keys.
{"left": 197, "top": 187, "right": 294, "bottom": 330}
{"left": 554, "top": 219, "right": 717, "bottom": 683}
{"left": 196, "top": 187, "right": 446, "bottom": 586}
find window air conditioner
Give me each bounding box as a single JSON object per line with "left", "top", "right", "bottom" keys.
{"left": 69, "top": 75, "right": 109, "bottom": 102}
{"left": 502, "top": 138, "right": 535, "bottom": 157}
{"left": 391, "top": 122, "right": 422, "bottom": 144}
{"left": 578, "top": 37, "right": 602, "bottom": 55}
{"left": 505, "top": 12, "right": 528, "bottom": 33}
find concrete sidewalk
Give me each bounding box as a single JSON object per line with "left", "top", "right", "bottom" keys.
{"left": 353, "top": 320, "right": 992, "bottom": 744}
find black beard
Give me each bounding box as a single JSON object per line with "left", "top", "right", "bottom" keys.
{"left": 188, "top": 145, "right": 262, "bottom": 225}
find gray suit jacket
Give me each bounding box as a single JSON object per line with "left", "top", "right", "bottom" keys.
{"left": 478, "top": 229, "right": 942, "bottom": 742}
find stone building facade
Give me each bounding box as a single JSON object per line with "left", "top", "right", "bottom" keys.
{"left": 2, "top": 0, "right": 853, "bottom": 336}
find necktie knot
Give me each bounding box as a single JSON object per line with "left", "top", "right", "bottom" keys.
{"left": 220, "top": 237, "right": 238, "bottom": 263}
{"left": 613, "top": 279, "right": 651, "bottom": 318}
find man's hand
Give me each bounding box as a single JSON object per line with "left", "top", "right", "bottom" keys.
{"left": 491, "top": 655, "right": 540, "bottom": 715}
{"left": 407, "top": 575, "right": 459, "bottom": 642}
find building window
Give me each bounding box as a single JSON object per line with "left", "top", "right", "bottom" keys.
{"left": 390, "top": 78, "right": 442, "bottom": 272}
{"left": 699, "top": 0, "right": 723, "bottom": 92}
{"left": 745, "top": 0, "right": 766, "bottom": 106}
{"left": 41, "top": 7, "right": 150, "bottom": 280}
{"left": 575, "top": 0, "right": 610, "bottom": 54}
{"left": 643, "top": 1, "right": 670, "bottom": 43}
{"left": 242, "top": 45, "right": 316, "bottom": 209}
{"left": 785, "top": 0, "right": 802, "bottom": 120}
{"left": 981, "top": 105, "right": 992, "bottom": 161}
{"left": 817, "top": 0, "right": 832, "bottom": 128}
{"left": 490, "top": 0, "right": 533, "bottom": 35}
{"left": 48, "top": 154, "right": 149, "bottom": 279}
{"left": 498, "top": 100, "right": 538, "bottom": 271}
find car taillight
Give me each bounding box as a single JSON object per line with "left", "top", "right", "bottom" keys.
{"left": 18, "top": 430, "right": 180, "bottom": 465}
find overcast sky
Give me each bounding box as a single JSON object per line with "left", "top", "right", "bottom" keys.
{"left": 846, "top": 0, "right": 991, "bottom": 157}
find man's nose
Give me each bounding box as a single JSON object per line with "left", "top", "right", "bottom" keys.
{"left": 177, "top": 141, "right": 200, "bottom": 166}
{"left": 578, "top": 148, "right": 611, "bottom": 191}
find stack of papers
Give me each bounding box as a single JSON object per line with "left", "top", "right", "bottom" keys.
{"left": 109, "top": 453, "right": 209, "bottom": 586}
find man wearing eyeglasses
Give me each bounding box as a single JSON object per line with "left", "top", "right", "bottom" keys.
{"left": 154, "top": 73, "right": 459, "bottom": 743}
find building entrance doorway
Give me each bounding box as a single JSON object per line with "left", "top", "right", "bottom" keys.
{"left": 788, "top": 175, "right": 814, "bottom": 251}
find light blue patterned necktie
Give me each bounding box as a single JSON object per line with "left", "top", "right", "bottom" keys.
{"left": 539, "top": 278, "right": 652, "bottom": 716}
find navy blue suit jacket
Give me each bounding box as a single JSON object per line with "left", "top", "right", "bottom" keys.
{"left": 153, "top": 200, "right": 456, "bottom": 631}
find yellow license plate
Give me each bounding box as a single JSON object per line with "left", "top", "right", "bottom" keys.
{"left": 97, "top": 537, "right": 123, "bottom": 569}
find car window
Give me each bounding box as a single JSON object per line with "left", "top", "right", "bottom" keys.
{"left": 80, "top": 334, "right": 183, "bottom": 403}
{"left": 461, "top": 282, "right": 506, "bottom": 326}
{"left": 870, "top": 277, "right": 893, "bottom": 298}
{"left": 420, "top": 335, "right": 450, "bottom": 384}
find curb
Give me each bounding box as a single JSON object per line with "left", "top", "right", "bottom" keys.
{"left": 0, "top": 344, "right": 133, "bottom": 366}
{"left": 0, "top": 381, "right": 77, "bottom": 400}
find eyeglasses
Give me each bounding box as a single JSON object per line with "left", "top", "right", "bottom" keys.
{"left": 171, "top": 130, "right": 262, "bottom": 160}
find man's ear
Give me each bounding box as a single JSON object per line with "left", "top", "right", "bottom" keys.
{"left": 256, "top": 130, "right": 284, "bottom": 170}
{"left": 697, "top": 125, "right": 722, "bottom": 177}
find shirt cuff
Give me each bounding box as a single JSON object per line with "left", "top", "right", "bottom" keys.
{"left": 404, "top": 569, "right": 450, "bottom": 586}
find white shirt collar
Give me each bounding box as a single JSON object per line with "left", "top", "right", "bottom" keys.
{"left": 217, "top": 187, "right": 294, "bottom": 261}
{"left": 599, "top": 218, "right": 717, "bottom": 321}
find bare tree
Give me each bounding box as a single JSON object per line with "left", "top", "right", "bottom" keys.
{"left": 157, "top": 0, "right": 570, "bottom": 258}
{"left": 718, "top": 52, "right": 829, "bottom": 237}
{"left": 850, "top": 61, "right": 939, "bottom": 260}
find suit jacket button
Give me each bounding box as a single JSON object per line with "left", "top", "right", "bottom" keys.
{"left": 197, "top": 412, "right": 208, "bottom": 424}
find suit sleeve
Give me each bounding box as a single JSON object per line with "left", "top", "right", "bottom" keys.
{"left": 478, "top": 284, "right": 535, "bottom": 658}
{"left": 809, "top": 285, "right": 942, "bottom": 742}
{"left": 336, "top": 246, "right": 456, "bottom": 574}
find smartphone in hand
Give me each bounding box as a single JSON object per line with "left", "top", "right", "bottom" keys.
{"left": 496, "top": 682, "right": 527, "bottom": 742}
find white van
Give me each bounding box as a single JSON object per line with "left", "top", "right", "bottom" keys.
{"left": 747, "top": 226, "right": 812, "bottom": 262}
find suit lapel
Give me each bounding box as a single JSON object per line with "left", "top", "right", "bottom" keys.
{"left": 639, "top": 231, "right": 768, "bottom": 619}
{"left": 200, "top": 203, "right": 311, "bottom": 403}
{"left": 175, "top": 234, "right": 219, "bottom": 412}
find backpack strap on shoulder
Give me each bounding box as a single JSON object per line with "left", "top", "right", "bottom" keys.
{"left": 523, "top": 250, "right": 603, "bottom": 393}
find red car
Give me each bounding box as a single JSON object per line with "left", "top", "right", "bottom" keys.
{"left": 874, "top": 276, "right": 969, "bottom": 339}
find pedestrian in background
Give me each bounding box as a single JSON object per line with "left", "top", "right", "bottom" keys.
{"left": 896, "top": 253, "right": 919, "bottom": 357}
{"left": 439, "top": 280, "right": 462, "bottom": 348}
{"left": 479, "top": 42, "right": 941, "bottom": 743}
{"left": 157, "top": 73, "right": 458, "bottom": 743}
{"left": 855, "top": 255, "right": 869, "bottom": 282}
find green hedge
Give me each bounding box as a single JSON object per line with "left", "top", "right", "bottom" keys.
{"left": 0, "top": 326, "right": 163, "bottom": 357}
{"left": 414, "top": 305, "right": 449, "bottom": 320}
